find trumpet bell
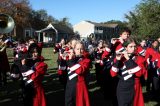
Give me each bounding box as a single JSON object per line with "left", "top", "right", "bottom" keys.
{"left": 0, "top": 14, "right": 15, "bottom": 34}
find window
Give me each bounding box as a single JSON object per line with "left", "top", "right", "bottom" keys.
{"left": 25, "top": 30, "right": 30, "bottom": 37}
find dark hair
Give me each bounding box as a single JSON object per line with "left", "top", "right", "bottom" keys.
{"left": 28, "top": 43, "right": 41, "bottom": 56}
{"left": 119, "top": 28, "right": 131, "bottom": 35}
{"left": 18, "top": 38, "right": 25, "bottom": 44}
{"left": 70, "top": 37, "right": 79, "bottom": 41}
{"left": 122, "top": 37, "right": 136, "bottom": 47}
{"left": 151, "top": 39, "right": 158, "bottom": 44}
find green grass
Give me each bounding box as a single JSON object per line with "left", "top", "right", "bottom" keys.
{"left": 3, "top": 47, "right": 160, "bottom": 106}
{"left": 42, "top": 48, "right": 159, "bottom": 106}
{"left": 41, "top": 47, "right": 58, "bottom": 70}
{"left": 7, "top": 47, "right": 58, "bottom": 71}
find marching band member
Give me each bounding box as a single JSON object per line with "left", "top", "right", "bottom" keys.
{"left": 65, "top": 41, "right": 90, "bottom": 106}
{"left": 140, "top": 39, "right": 147, "bottom": 49}
{"left": 37, "top": 41, "right": 43, "bottom": 55}
{"left": 94, "top": 40, "right": 105, "bottom": 86}
{"left": 155, "top": 54, "right": 160, "bottom": 97}
{"left": 53, "top": 38, "right": 68, "bottom": 87}
{"left": 136, "top": 45, "right": 146, "bottom": 57}
{"left": 28, "top": 38, "right": 43, "bottom": 55}
{"left": 101, "top": 41, "right": 112, "bottom": 68}
{"left": 21, "top": 43, "right": 47, "bottom": 106}
{"left": 149, "top": 53, "right": 160, "bottom": 100}
{"left": 136, "top": 45, "right": 148, "bottom": 87}
{"left": 145, "top": 40, "right": 159, "bottom": 92}
{"left": 0, "top": 35, "right": 11, "bottom": 87}
{"left": 110, "top": 28, "right": 131, "bottom": 54}
{"left": 10, "top": 39, "right": 28, "bottom": 80}
{"left": 56, "top": 39, "right": 74, "bottom": 88}
{"left": 53, "top": 38, "right": 66, "bottom": 53}
{"left": 109, "top": 28, "right": 131, "bottom": 106}
{"left": 136, "top": 39, "right": 148, "bottom": 86}
{"left": 13, "top": 39, "right": 28, "bottom": 58}
{"left": 58, "top": 44, "right": 70, "bottom": 88}
{"left": 100, "top": 41, "right": 113, "bottom": 99}
{"left": 110, "top": 38, "right": 145, "bottom": 106}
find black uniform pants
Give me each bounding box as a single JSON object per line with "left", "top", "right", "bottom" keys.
{"left": 0, "top": 69, "right": 7, "bottom": 86}
{"left": 117, "top": 80, "right": 134, "bottom": 106}
{"left": 65, "top": 78, "right": 77, "bottom": 106}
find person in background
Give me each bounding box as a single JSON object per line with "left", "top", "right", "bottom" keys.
{"left": 0, "top": 34, "right": 11, "bottom": 87}
{"left": 110, "top": 28, "right": 131, "bottom": 54}
{"left": 145, "top": 40, "right": 159, "bottom": 92}
{"left": 157, "top": 37, "right": 160, "bottom": 53}
{"left": 140, "top": 39, "right": 147, "bottom": 49}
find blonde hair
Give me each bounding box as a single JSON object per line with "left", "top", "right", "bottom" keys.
{"left": 74, "top": 40, "right": 85, "bottom": 50}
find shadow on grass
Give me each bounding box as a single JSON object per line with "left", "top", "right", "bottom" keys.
{"left": 0, "top": 70, "right": 110, "bottom": 106}
{"left": 9, "top": 61, "right": 13, "bottom": 64}
{"left": 47, "top": 67, "right": 58, "bottom": 71}
{"left": 143, "top": 91, "right": 160, "bottom": 106}
{"left": 1, "top": 70, "right": 159, "bottom": 106}
{"left": 44, "top": 59, "right": 52, "bottom": 61}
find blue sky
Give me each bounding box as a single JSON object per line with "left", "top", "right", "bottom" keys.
{"left": 29, "top": 0, "right": 141, "bottom": 25}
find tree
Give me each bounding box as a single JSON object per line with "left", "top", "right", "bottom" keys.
{"left": 47, "top": 15, "right": 58, "bottom": 24}
{"left": 0, "top": 0, "right": 31, "bottom": 26}
{"left": 103, "top": 20, "right": 128, "bottom": 28}
{"left": 0, "top": 0, "right": 74, "bottom": 38}
{"left": 29, "top": 10, "right": 48, "bottom": 30}
{"left": 125, "top": 11, "right": 139, "bottom": 36}
{"left": 58, "top": 17, "right": 72, "bottom": 28}
{"left": 125, "top": 0, "right": 160, "bottom": 39}
{"left": 0, "top": 0, "right": 31, "bottom": 37}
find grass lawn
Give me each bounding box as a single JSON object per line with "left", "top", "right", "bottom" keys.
{"left": 0, "top": 47, "right": 159, "bottom": 106}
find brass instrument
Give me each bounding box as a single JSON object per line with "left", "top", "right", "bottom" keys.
{"left": 0, "top": 14, "right": 15, "bottom": 52}
{"left": 0, "top": 14, "right": 15, "bottom": 34}
{"left": 0, "top": 40, "right": 7, "bottom": 52}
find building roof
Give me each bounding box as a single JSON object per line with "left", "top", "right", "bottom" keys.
{"left": 36, "top": 23, "right": 74, "bottom": 34}
{"left": 100, "top": 23, "right": 118, "bottom": 28}
{"left": 86, "top": 21, "right": 118, "bottom": 28}
{"left": 35, "top": 23, "right": 57, "bottom": 33}
{"left": 53, "top": 24, "right": 74, "bottom": 34}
